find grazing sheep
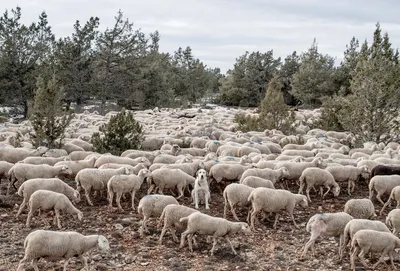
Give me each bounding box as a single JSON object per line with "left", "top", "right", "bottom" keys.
{"left": 26, "top": 190, "right": 83, "bottom": 229}
{"left": 107, "top": 168, "right": 151, "bottom": 211}
{"left": 158, "top": 204, "right": 199, "bottom": 244}
{"left": 0, "top": 146, "right": 48, "bottom": 163}
{"left": 350, "top": 230, "right": 400, "bottom": 270}
{"left": 99, "top": 162, "right": 147, "bottom": 174}
{"left": 153, "top": 154, "right": 191, "bottom": 164}
{"left": 274, "top": 157, "right": 326, "bottom": 181}
{"left": 122, "top": 149, "right": 160, "bottom": 163}
{"left": 301, "top": 212, "right": 353, "bottom": 259}
{"left": 325, "top": 165, "right": 369, "bottom": 195}
{"left": 54, "top": 157, "right": 97, "bottom": 178}
{"left": 137, "top": 194, "right": 179, "bottom": 237}
{"left": 281, "top": 149, "right": 316, "bottom": 158}
{"left": 380, "top": 186, "right": 400, "bottom": 214}
{"left": 43, "top": 148, "right": 69, "bottom": 158}
{"left": 239, "top": 167, "right": 289, "bottom": 184}
{"left": 22, "top": 156, "right": 69, "bottom": 166}
{"left": 370, "top": 164, "right": 400, "bottom": 179}
{"left": 369, "top": 175, "right": 400, "bottom": 205}
{"left": 298, "top": 167, "right": 340, "bottom": 202}
{"left": 343, "top": 198, "right": 376, "bottom": 219}
{"left": 386, "top": 209, "right": 400, "bottom": 235}
{"left": 240, "top": 176, "right": 275, "bottom": 189}
{"left": 340, "top": 219, "right": 390, "bottom": 261}
{"left": 164, "top": 160, "right": 205, "bottom": 177}
{"left": 209, "top": 163, "right": 252, "bottom": 184}
{"left": 223, "top": 183, "right": 254, "bottom": 221}
{"left": 75, "top": 167, "right": 132, "bottom": 206}
{"left": 63, "top": 142, "right": 85, "bottom": 153}
{"left": 95, "top": 155, "right": 151, "bottom": 168}
{"left": 16, "top": 178, "right": 80, "bottom": 217}
{"left": 0, "top": 161, "right": 13, "bottom": 182}
{"left": 248, "top": 187, "right": 308, "bottom": 230}
{"left": 68, "top": 150, "right": 95, "bottom": 161}
{"left": 179, "top": 212, "right": 251, "bottom": 255}
{"left": 147, "top": 168, "right": 195, "bottom": 198}
{"left": 17, "top": 230, "right": 109, "bottom": 271}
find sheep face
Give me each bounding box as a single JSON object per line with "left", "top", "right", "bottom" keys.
{"left": 240, "top": 223, "right": 251, "bottom": 234}
{"left": 60, "top": 166, "right": 73, "bottom": 176}
{"left": 73, "top": 190, "right": 81, "bottom": 203}
{"left": 299, "top": 196, "right": 309, "bottom": 207}
{"left": 280, "top": 167, "right": 290, "bottom": 178}
{"left": 332, "top": 186, "right": 340, "bottom": 197}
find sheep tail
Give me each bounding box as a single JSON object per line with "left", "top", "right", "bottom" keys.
{"left": 17, "top": 183, "right": 24, "bottom": 197}
{"left": 75, "top": 174, "right": 82, "bottom": 192}
{"left": 158, "top": 208, "right": 166, "bottom": 229}
{"left": 179, "top": 216, "right": 189, "bottom": 223}
{"left": 247, "top": 192, "right": 254, "bottom": 202}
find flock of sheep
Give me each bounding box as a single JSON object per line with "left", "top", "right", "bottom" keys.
{"left": 2, "top": 105, "right": 400, "bottom": 270}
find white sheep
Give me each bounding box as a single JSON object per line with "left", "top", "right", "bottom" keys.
{"left": 240, "top": 176, "right": 275, "bottom": 189}
{"left": 99, "top": 162, "right": 147, "bottom": 174}
{"left": 340, "top": 219, "right": 390, "bottom": 261}
{"left": 325, "top": 165, "right": 369, "bottom": 195}
{"left": 137, "top": 194, "right": 179, "bottom": 237}
{"left": 0, "top": 160, "right": 13, "bottom": 182}
{"left": 94, "top": 155, "right": 151, "bottom": 168}
{"left": 17, "top": 229, "right": 109, "bottom": 271}
{"left": 158, "top": 204, "right": 199, "bottom": 244}
{"left": 0, "top": 146, "right": 48, "bottom": 163}
{"left": 386, "top": 209, "right": 400, "bottom": 235}
{"left": 343, "top": 198, "right": 376, "bottom": 219}
{"left": 16, "top": 177, "right": 80, "bottom": 217}
{"left": 369, "top": 174, "right": 400, "bottom": 205}
{"left": 22, "top": 156, "right": 69, "bottom": 166}
{"left": 298, "top": 167, "right": 340, "bottom": 202}
{"left": 26, "top": 189, "right": 83, "bottom": 229}
{"left": 350, "top": 230, "right": 400, "bottom": 270}
{"left": 75, "top": 167, "right": 132, "bottom": 206}
{"left": 239, "top": 167, "right": 289, "bottom": 184}
{"left": 107, "top": 168, "right": 151, "bottom": 211}
{"left": 54, "top": 156, "right": 97, "bottom": 178}
{"left": 300, "top": 212, "right": 353, "bottom": 259}
{"left": 147, "top": 168, "right": 195, "bottom": 198}
{"left": 179, "top": 212, "right": 251, "bottom": 255}
{"left": 164, "top": 160, "right": 205, "bottom": 176}
{"left": 274, "top": 157, "right": 326, "bottom": 181}
{"left": 380, "top": 185, "right": 400, "bottom": 214}
{"left": 209, "top": 163, "right": 252, "bottom": 184}
{"left": 248, "top": 187, "right": 308, "bottom": 230}
{"left": 223, "top": 183, "right": 254, "bottom": 221}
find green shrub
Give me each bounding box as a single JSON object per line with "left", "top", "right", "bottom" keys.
{"left": 91, "top": 108, "right": 143, "bottom": 155}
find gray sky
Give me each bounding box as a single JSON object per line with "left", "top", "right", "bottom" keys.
{"left": 4, "top": 0, "right": 400, "bottom": 73}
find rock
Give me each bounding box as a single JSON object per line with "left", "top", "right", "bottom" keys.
{"left": 140, "top": 262, "right": 150, "bottom": 266}
{"left": 111, "top": 231, "right": 123, "bottom": 239}
{"left": 124, "top": 255, "right": 136, "bottom": 264}
{"left": 114, "top": 224, "right": 123, "bottom": 230}
{"left": 92, "top": 254, "right": 103, "bottom": 261}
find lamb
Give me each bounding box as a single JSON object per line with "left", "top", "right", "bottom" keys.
{"left": 8, "top": 163, "right": 73, "bottom": 193}
{"left": 179, "top": 212, "right": 251, "bottom": 255}
{"left": 75, "top": 167, "right": 132, "bottom": 206}
{"left": 380, "top": 186, "right": 400, "bottom": 214}
{"left": 370, "top": 164, "right": 400, "bottom": 178}
{"left": 147, "top": 168, "right": 195, "bottom": 198}
{"left": 26, "top": 190, "right": 83, "bottom": 229}
{"left": 158, "top": 204, "right": 199, "bottom": 244}
{"left": 107, "top": 168, "right": 151, "bottom": 211}
{"left": 240, "top": 176, "right": 275, "bottom": 189}
{"left": 350, "top": 229, "right": 400, "bottom": 270}
{"left": 298, "top": 168, "right": 340, "bottom": 202}
{"left": 223, "top": 183, "right": 254, "bottom": 221}
{"left": 340, "top": 219, "right": 390, "bottom": 261}
{"left": 248, "top": 187, "right": 308, "bottom": 230}
{"left": 239, "top": 167, "right": 289, "bottom": 184}
{"left": 137, "top": 194, "right": 179, "bottom": 237}
{"left": 386, "top": 209, "right": 400, "bottom": 235}
{"left": 16, "top": 178, "right": 80, "bottom": 217}
{"left": 22, "top": 156, "right": 69, "bottom": 166}
{"left": 343, "top": 198, "right": 376, "bottom": 219}
{"left": 325, "top": 165, "right": 369, "bottom": 195}
{"left": 369, "top": 174, "right": 400, "bottom": 205}
{"left": 17, "top": 229, "right": 109, "bottom": 271}
{"left": 300, "top": 212, "right": 353, "bottom": 259}
{"left": 54, "top": 156, "right": 97, "bottom": 178}
{"left": 274, "top": 157, "right": 326, "bottom": 181}
{"left": 0, "top": 146, "right": 48, "bottom": 163}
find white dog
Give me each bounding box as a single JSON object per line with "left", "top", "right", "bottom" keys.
{"left": 191, "top": 169, "right": 210, "bottom": 209}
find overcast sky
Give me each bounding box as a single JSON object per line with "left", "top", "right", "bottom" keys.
{"left": 4, "top": 0, "right": 400, "bottom": 73}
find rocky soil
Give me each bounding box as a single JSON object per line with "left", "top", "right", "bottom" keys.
{"left": 0, "top": 179, "right": 397, "bottom": 271}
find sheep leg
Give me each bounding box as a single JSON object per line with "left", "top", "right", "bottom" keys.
{"left": 176, "top": 184, "right": 184, "bottom": 199}
{"left": 131, "top": 191, "right": 136, "bottom": 210}
{"left": 26, "top": 210, "right": 34, "bottom": 228}
{"left": 358, "top": 248, "right": 370, "bottom": 269}
{"left": 16, "top": 198, "right": 27, "bottom": 217}
{"left": 225, "top": 236, "right": 237, "bottom": 255}
{"left": 159, "top": 225, "right": 168, "bottom": 244}
{"left": 79, "top": 256, "right": 88, "bottom": 271}
{"left": 369, "top": 188, "right": 374, "bottom": 201}
{"left": 31, "top": 258, "right": 40, "bottom": 271}
{"left": 300, "top": 226, "right": 324, "bottom": 259}
{"left": 170, "top": 228, "right": 179, "bottom": 243}
{"left": 63, "top": 258, "right": 70, "bottom": 271}
{"left": 108, "top": 191, "right": 114, "bottom": 209}
{"left": 55, "top": 209, "right": 62, "bottom": 229}
{"left": 188, "top": 234, "right": 194, "bottom": 252}
{"left": 230, "top": 204, "right": 240, "bottom": 221}
{"left": 305, "top": 188, "right": 312, "bottom": 203}
{"left": 147, "top": 184, "right": 155, "bottom": 195}
{"left": 380, "top": 198, "right": 392, "bottom": 215}
{"left": 347, "top": 181, "right": 353, "bottom": 196}
{"left": 376, "top": 192, "right": 385, "bottom": 205}
{"left": 298, "top": 181, "right": 304, "bottom": 194}
{"left": 250, "top": 209, "right": 259, "bottom": 231}
{"left": 116, "top": 193, "right": 123, "bottom": 211}
{"left": 288, "top": 211, "right": 299, "bottom": 229}
{"left": 85, "top": 188, "right": 94, "bottom": 206}
{"left": 350, "top": 246, "right": 359, "bottom": 270}
{"left": 273, "top": 213, "right": 280, "bottom": 229}
{"left": 210, "top": 236, "right": 218, "bottom": 256}
{"left": 179, "top": 229, "right": 191, "bottom": 249}
{"left": 322, "top": 186, "right": 331, "bottom": 198}
{"left": 372, "top": 249, "right": 390, "bottom": 269}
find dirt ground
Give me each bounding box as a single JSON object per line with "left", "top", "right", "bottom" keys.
{"left": 0, "top": 178, "right": 397, "bottom": 271}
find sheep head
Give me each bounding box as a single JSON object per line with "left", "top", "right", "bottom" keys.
{"left": 97, "top": 235, "right": 110, "bottom": 251}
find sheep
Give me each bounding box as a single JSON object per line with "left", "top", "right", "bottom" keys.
{"left": 63, "top": 142, "right": 85, "bottom": 153}
{"left": 0, "top": 146, "right": 48, "bottom": 163}
{"left": 369, "top": 175, "right": 400, "bottom": 205}
{"left": 340, "top": 219, "right": 390, "bottom": 261}
{"left": 8, "top": 163, "right": 73, "bottom": 193}
{"left": 75, "top": 167, "right": 132, "bottom": 206}
{"left": 107, "top": 168, "right": 151, "bottom": 211}
{"left": 386, "top": 209, "right": 400, "bottom": 235}
{"left": 147, "top": 168, "right": 195, "bottom": 198}
{"left": 380, "top": 186, "right": 400, "bottom": 214}
{"left": 0, "top": 160, "right": 13, "bottom": 182}
{"left": 350, "top": 230, "right": 400, "bottom": 270}
{"left": 99, "top": 162, "right": 147, "bottom": 174}
{"left": 343, "top": 198, "right": 376, "bottom": 219}
{"left": 175, "top": 146, "right": 207, "bottom": 157}
{"left": 163, "top": 160, "right": 205, "bottom": 176}
{"left": 94, "top": 155, "right": 151, "bottom": 168}
{"left": 209, "top": 163, "right": 252, "bottom": 184}
{"left": 370, "top": 164, "right": 400, "bottom": 179}
{"left": 248, "top": 187, "right": 308, "bottom": 230}
{"left": 16, "top": 178, "right": 80, "bottom": 217}
{"left": 374, "top": 157, "right": 400, "bottom": 165}
{"left": 239, "top": 167, "right": 289, "bottom": 184}
{"left": 68, "top": 150, "right": 95, "bottom": 161}
{"left": 223, "top": 183, "right": 254, "bottom": 221}
{"left": 240, "top": 176, "right": 275, "bottom": 189}
{"left": 43, "top": 148, "right": 69, "bottom": 158}
{"left": 22, "top": 156, "right": 69, "bottom": 166}
{"left": 298, "top": 167, "right": 340, "bottom": 202}
{"left": 281, "top": 149, "right": 316, "bottom": 158}
{"left": 300, "top": 212, "right": 353, "bottom": 259}
{"left": 243, "top": 142, "right": 271, "bottom": 154}
{"left": 122, "top": 149, "right": 160, "bottom": 163}
{"left": 274, "top": 157, "right": 326, "bottom": 181}
{"left": 158, "top": 204, "right": 199, "bottom": 244}
{"left": 325, "top": 165, "right": 369, "bottom": 195}
{"left": 17, "top": 229, "right": 109, "bottom": 271}
{"left": 26, "top": 190, "right": 83, "bottom": 229}
{"left": 237, "top": 146, "right": 261, "bottom": 157}
{"left": 54, "top": 156, "right": 97, "bottom": 178}
{"left": 179, "top": 212, "right": 251, "bottom": 255}
{"left": 137, "top": 194, "right": 179, "bottom": 237}
{"left": 153, "top": 154, "right": 192, "bottom": 164}
{"left": 70, "top": 138, "right": 93, "bottom": 151}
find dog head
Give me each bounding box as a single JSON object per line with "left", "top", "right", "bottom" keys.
{"left": 196, "top": 169, "right": 207, "bottom": 181}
